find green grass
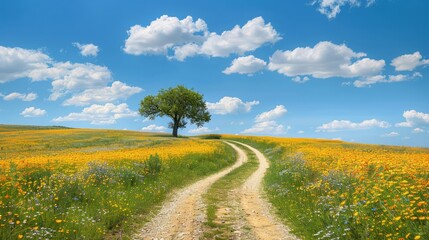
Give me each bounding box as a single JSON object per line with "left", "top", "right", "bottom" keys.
{"left": 226, "top": 138, "right": 338, "bottom": 239}
{"left": 225, "top": 138, "right": 429, "bottom": 240}
{"left": 0, "top": 127, "right": 237, "bottom": 240}
{"left": 110, "top": 147, "right": 237, "bottom": 239}
{"left": 260, "top": 143, "right": 323, "bottom": 239}
{"left": 1, "top": 149, "right": 236, "bottom": 240}
{"left": 202, "top": 143, "right": 258, "bottom": 239}
{"left": 224, "top": 138, "right": 316, "bottom": 238}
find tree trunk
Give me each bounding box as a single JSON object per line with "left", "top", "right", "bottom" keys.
{"left": 172, "top": 122, "right": 179, "bottom": 137}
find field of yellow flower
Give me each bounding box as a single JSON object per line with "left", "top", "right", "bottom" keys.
{"left": 0, "top": 126, "right": 218, "bottom": 168}
{"left": 226, "top": 136, "right": 429, "bottom": 240}
{"left": 3, "top": 126, "right": 428, "bottom": 239}
{"left": 0, "top": 125, "right": 235, "bottom": 239}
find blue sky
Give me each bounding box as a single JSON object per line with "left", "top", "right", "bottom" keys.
{"left": 1, "top": 0, "right": 428, "bottom": 147}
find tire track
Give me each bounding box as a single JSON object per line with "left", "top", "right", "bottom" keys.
{"left": 232, "top": 141, "right": 298, "bottom": 240}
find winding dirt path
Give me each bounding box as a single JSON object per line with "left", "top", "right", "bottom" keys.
{"left": 134, "top": 142, "right": 247, "bottom": 240}
{"left": 232, "top": 141, "right": 298, "bottom": 240}
{"left": 135, "top": 141, "right": 298, "bottom": 240}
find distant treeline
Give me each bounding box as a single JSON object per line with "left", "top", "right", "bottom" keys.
{"left": 0, "top": 124, "right": 70, "bottom": 131}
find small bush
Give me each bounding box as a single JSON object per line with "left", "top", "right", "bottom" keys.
{"left": 84, "top": 162, "right": 114, "bottom": 184}
{"left": 200, "top": 134, "right": 221, "bottom": 139}
{"left": 117, "top": 166, "right": 145, "bottom": 187}
{"left": 144, "top": 154, "right": 162, "bottom": 175}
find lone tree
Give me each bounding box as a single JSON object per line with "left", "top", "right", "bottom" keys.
{"left": 139, "top": 85, "right": 211, "bottom": 137}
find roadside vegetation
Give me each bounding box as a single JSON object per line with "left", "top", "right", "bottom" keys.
{"left": 0, "top": 126, "right": 236, "bottom": 239}
{"left": 225, "top": 136, "right": 429, "bottom": 240}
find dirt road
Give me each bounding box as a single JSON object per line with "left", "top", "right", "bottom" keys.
{"left": 135, "top": 142, "right": 247, "bottom": 239}
{"left": 135, "top": 141, "right": 298, "bottom": 240}
{"left": 233, "top": 141, "right": 298, "bottom": 240}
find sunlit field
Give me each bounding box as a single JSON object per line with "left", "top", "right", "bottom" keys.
{"left": 0, "top": 126, "right": 218, "bottom": 171}
{"left": 3, "top": 125, "right": 429, "bottom": 239}
{"left": 0, "top": 125, "right": 235, "bottom": 239}
{"left": 226, "top": 136, "right": 429, "bottom": 240}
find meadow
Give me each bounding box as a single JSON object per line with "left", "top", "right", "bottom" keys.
{"left": 226, "top": 136, "right": 429, "bottom": 240}
{"left": 0, "top": 125, "right": 235, "bottom": 239}
{"left": 2, "top": 125, "right": 429, "bottom": 240}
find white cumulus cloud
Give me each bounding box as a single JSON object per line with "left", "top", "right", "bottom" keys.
{"left": 29, "top": 61, "right": 113, "bottom": 101}
{"left": 223, "top": 55, "right": 267, "bottom": 75}
{"left": 243, "top": 105, "right": 289, "bottom": 135}
{"left": 20, "top": 107, "right": 46, "bottom": 117}
{"left": 206, "top": 97, "right": 259, "bottom": 115}
{"left": 242, "top": 121, "right": 289, "bottom": 135}
{"left": 63, "top": 81, "right": 143, "bottom": 106}
{"left": 2, "top": 92, "right": 37, "bottom": 101}
{"left": 0, "top": 46, "right": 111, "bottom": 92}
{"left": 317, "top": 119, "right": 390, "bottom": 132}
{"left": 391, "top": 52, "right": 429, "bottom": 71}
{"left": 383, "top": 132, "right": 399, "bottom": 137}
{"left": 124, "top": 15, "right": 208, "bottom": 56}
{"left": 188, "top": 127, "right": 219, "bottom": 134}
{"left": 172, "top": 43, "right": 201, "bottom": 61}
{"left": 313, "top": 0, "right": 375, "bottom": 19}
{"left": 353, "top": 72, "right": 422, "bottom": 87}
{"left": 0, "top": 45, "right": 141, "bottom": 105}
{"left": 292, "top": 76, "right": 310, "bottom": 83}
{"left": 255, "top": 105, "right": 287, "bottom": 122}
{"left": 124, "top": 16, "right": 280, "bottom": 61}
{"left": 73, "top": 43, "right": 99, "bottom": 57}
{"left": 268, "top": 41, "right": 384, "bottom": 80}
{"left": 413, "top": 128, "right": 425, "bottom": 133}
{"left": 52, "top": 103, "right": 138, "bottom": 125}
{"left": 198, "top": 16, "right": 280, "bottom": 58}
{"left": 31, "top": 61, "right": 141, "bottom": 103}
{"left": 141, "top": 124, "right": 167, "bottom": 132}
{"left": 0, "top": 46, "right": 51, "bottom": 83}
{"left": 396, "top": 110, "right": 429, "bottom": 128}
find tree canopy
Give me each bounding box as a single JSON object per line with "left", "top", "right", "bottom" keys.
{"left": 139, "top": 85, "right": 211, "bottom": 137}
